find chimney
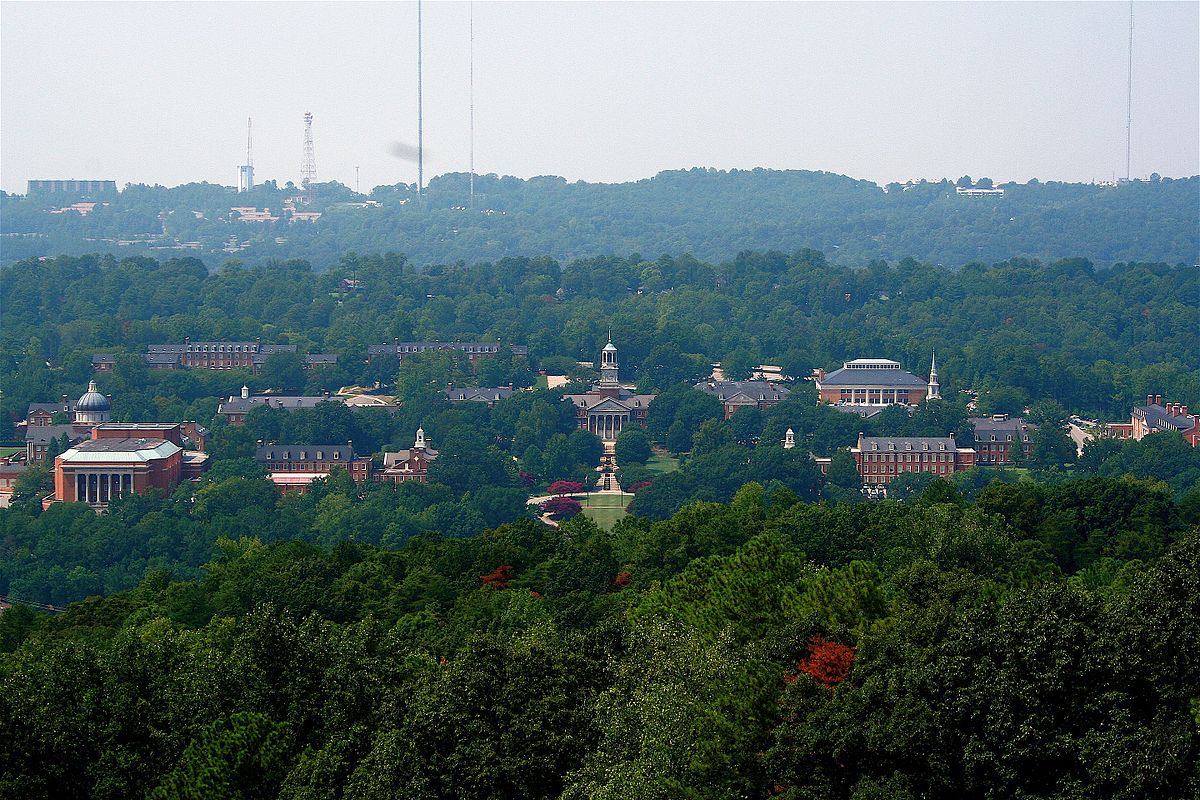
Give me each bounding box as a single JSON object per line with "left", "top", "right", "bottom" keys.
{"left": 857, "top": 431, "right": 864, "bottom": 449}
{"left": 1148, "top": 394, "right": 1154, "bottom": 406}
{"left": 1155, "top": 395, "right": 1162, "bottom": 406}
{"left": 1182, "top": 405, "right": 1189, "bottom": 417}
{"left": 949, "top": 431, "right": 955, "bottom": 441}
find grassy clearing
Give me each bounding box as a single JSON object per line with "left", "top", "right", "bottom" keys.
{"left": 0, "top": 447, "right": 23, "bottom": 459}
{"left": 534, "top": 375, "right": 549, "bottom": 389}
{"left": 645, "top": 453, "right": 679, "bottom": 475}
{"left": 575, "top": 492, "right": 633, "bottom": 530}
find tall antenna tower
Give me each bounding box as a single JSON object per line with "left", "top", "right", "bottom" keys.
{"left": 469, "top": 1, "right": 475, "bottom": 209}
{"left": 301, "top": 111, "right": 317, "bottom": 203}
{"left": 238, "top": 117, "right": 255, "bottom": 193}
{"left": 417, "top": 0, "right": 424, "bottom": 199}
{"left": 1125, "top": 0, "right": 1133, "bottom": 182}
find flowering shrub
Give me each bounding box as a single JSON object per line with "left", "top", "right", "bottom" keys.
{"left": 540, "top": 496, "right": 583, "bottom": 520}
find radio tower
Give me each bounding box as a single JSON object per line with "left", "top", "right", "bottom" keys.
{"left": 469, "top": 1, "right": 475, "bottom": 209}
{"left": 417, "top": 0, "right": 424, "bottom": 199}
{"left": 1125, "top": 0, "right": 1133, "bottom": 182}
{"left": 238, "top": 117, "right": 255, "bottom": 193}
{"left": 301, "top": 111, "right": 317, "bottom": 204}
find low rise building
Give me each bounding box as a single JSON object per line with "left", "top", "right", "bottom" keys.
{"left": 218, "top": 386, "right": 342, "bottom": 425}
{"left": 850, "top": 432, "right": 976, "bottom": 489}
{"left": 50, "top": 436, "right": 194, "bottom": 511}
{"left": 379, "top": 429, "right": 439, "bottom": 484}
{"left": 1130, "top": 395, "right": 1199, "bottom": 446}
{"left": 0, "top": 463, "right": 28, "bottom": 508}
{"left": 366, "top": 340, "right": 528, "bottom": 364}
{"left": 814, "top": 355, "right": 939, "bottom": 408}
{"left": 445, "top": 386, "right": 515, "bottom": 408}
{"left": 970, "top": 414, "right": 1037, "bottom": 465}
{"left": 561, "top": 338, "right": 655, "bottom": 441}
{"left": 26, "top": 396, "right": 75, "bottom": 426}
{"left": 254, "top": 442, "right": 371, "bottom": 494}
{"left": 694, "top": 380, "right": 790, "bottom": 419}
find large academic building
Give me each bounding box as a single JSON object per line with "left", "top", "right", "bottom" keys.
{"left": 814, "top": 356, "right": 940, "bottom": 408}
{"left": 562, "top": 338, "right": 655, "bottom": 442}
{"left": 850, "top": 432, "right": 976, "bottom": 489}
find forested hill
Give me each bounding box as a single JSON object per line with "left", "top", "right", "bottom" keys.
{"left": 2, "top": 169, "right": 1196, "bottom": 269}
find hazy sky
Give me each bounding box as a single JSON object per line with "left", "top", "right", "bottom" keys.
{"left": 2, "top": 1, "right": 1197, "bottom": 193}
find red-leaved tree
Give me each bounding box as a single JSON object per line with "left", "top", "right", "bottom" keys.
{"left": 794, "top": 635, "right": 856, "bottom": 688}
{"left": 548, "top": 480, "right": 585, "bottom": 495}
{"left": 540, "top": 496, "right": 582, "bottom": 520}
{"left": 480, "top": 565, "right": 514, "bottom": 589}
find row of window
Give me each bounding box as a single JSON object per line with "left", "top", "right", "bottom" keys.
{"left": 839, "top": 389, "right": 913, "bottom": 403}
{"left": 863, "top": 452, "right": 954, "bottom": 463}
{"left": 864, "top": 464, "right": 955, "bottom": 475}
{"left": 265, "top": 450, "right": 343, "bottom": 461}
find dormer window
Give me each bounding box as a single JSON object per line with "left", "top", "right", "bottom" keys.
{"left": 334, "top": 451, "right": 340, "bottom": 459}
{"left": 299, "top": 451, "right": 307, "bottom": 460}
{"left": 316, "top": 451, "right": 324, "bottom": 460}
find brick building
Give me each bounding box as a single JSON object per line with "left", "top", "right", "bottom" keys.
{"left": 445, "top": 387, "right": 515, "bottom": 408}
{"left": 23, "top": 381, "right": 112, "bottom": 463}
{"left": 561, "top": 338, "right": 655, "bottom": 441}
{"left": 379, "top": 429, "right": 439, "bottom": 484}
{"left": 51, "top": 438, "right": 182, "bottom": 509}
{"left": 1129, "top": 395, "right": 1199, "bottom": 446}
{"left": 254, "top": 442, "right": 371, "bottom": 494}
{"left": 694, "top": 380, "right": 790, "bottom": 419}
{"left": 366, "top": 340, "right": 528, "bottom": 364}
{"left": 970, "top": 414, "right": 1037, "bottom": 465}
{"left": 25, "top": 396, "right": 74, "bottom": 426}
{"left": 218, "top": 386, "right": 343, "bottom": 425}
{"left": 48, "top": 421, "right": 210, "bottom": 510}
{"left": 850, "top": 432, "right": 976, "bottom": 489}
{"left": 814, "top": 355, "right": 939, "bottom": 408}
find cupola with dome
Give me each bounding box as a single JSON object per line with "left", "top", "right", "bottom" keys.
{"left": 74, "top": 380, "right": 112, "bottom": 424}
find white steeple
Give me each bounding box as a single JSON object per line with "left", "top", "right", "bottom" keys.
{"left": 783, "top": 428, "right": 796, "bottom": 449}
{"left": 241, "top": 385, "right": 250, "bottom": 399}
{"left": 928, "top": 351, "right": 941, "bottom": 400}
{"left": 415, "top": 427, "right": 427, "bottom": 449}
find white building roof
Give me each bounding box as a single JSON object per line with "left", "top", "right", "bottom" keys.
{"left": 59, "top": 438, "right": 181, "bottom": 464}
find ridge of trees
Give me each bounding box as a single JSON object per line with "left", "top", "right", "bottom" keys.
{"left": 3, "top": 169, "right": 1196, "bottom": 268}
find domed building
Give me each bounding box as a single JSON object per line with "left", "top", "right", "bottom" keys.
{"left": 74, "top": 380, "right": 112, "bottom": 425}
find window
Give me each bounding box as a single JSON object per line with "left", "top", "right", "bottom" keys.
{"left": 316, "top": 451, "right": 324, "bottom": 460}
{"left": 299, "top": 451, "right": 306, "bottom": 460}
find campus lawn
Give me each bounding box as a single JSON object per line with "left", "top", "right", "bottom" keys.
{"left": 577, "top": 492, "right": 632, "bottom": 530}
{"left": 646, "top": 453, "right": 679, "bottom": 474}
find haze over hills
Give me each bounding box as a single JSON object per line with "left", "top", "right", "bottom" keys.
{"left": 2, "top": 168, "right": 1196, "bottom": 270}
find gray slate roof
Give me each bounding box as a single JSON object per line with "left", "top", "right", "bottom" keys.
{"left": 255, "top": 444, "right": 357, "bottom": 463}
{"left": 446, "top": 387, "right": 514, "bottom": 402}
{"left": 25, "top": 425, "right": 89, "bottom": 445}
{"left": 832, "top": 405, "right": 885, "bottom": 419}
{"left": 1133, "top": 404, "right": 1195, "bottom": 433}
{"left": 855, "top": 436, "right": 963, "bottom": 452}
{"left": 694, "top": 380, "right": 790, "bottom": 402}
{"left": 220, "top": 395, "right": 341, "bottom": 414}
{"left": 27, "top": 401, "right": 74, "bottom": 416}
{"left": 819, "top": 367, "right": 927, "bottom": 387}
{"left": 970, "top": 416, "right": 1038, "bottom": 436}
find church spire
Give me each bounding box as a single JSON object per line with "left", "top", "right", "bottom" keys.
{"left": 927, "top": 351, "right": 941, "bottom": 400}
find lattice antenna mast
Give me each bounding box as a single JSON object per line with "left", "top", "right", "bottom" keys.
{"left": 1125, "top": 0, "right": 1133, "bottom": 182}
{"left": 417, "top": 0, "right": 424, "bottom": 198}
{"left": 301, "top": 111, "right": 317, "bottom": 203}
{"left": 469, "top": 1, "right": 475, "bottom": 209}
